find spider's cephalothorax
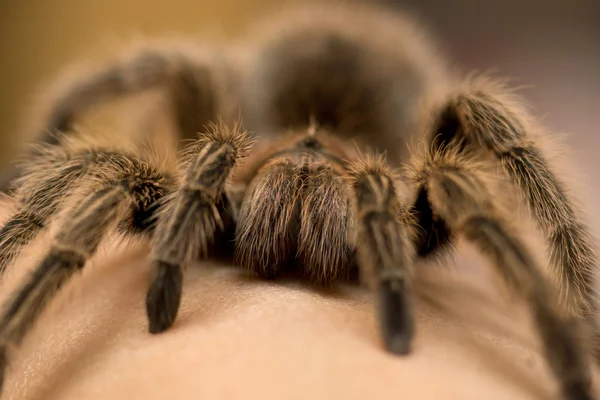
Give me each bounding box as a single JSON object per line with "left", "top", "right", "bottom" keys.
{"left": 0, "top": 3, "right": 598, "bottom": 399}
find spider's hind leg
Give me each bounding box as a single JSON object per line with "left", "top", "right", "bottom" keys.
{"left": 0, "top": 44, "right": 235, "bottom": 192}
{"left": 42, "top": 45, "right": 232, "bottom": 142}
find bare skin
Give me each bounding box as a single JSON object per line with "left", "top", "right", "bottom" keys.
{"left": 0, "top": 200, "right": 597, "bottom": 400}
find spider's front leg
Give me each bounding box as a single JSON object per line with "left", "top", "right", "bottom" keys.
{"left": 0, "top": 152, "right": 173, "bottom": 395}
{"left": 431, "top": 78, "right": 600, "bottom": 358}
{"left": 0, "top": 144, "right": 135, "bottom": 275}
{"left": 145, "top": 121, "right": 253, "bottom": 333}
{"left": 347, "top": 156, "right": 416, "bottom": 355}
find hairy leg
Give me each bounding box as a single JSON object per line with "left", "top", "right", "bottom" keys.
{"left": 146, "top": 121, "right": 253, "bottom": 333}
{"left": 0, "top": 141, "right": 166, "bottom": 275}
{"left": 0, "top": 44, "right": 235, "bottom": 193}
{"left": 408, "top": 146, "right": 593, "bottom": 400}
{"left": 430, "top": 78, "right": 600, "bottom": 352}
{"left": 0, "top": 153, "right": 171, "bottom": 394}
{"left": 348, "top": 155, "right": 415, "bottom": 355}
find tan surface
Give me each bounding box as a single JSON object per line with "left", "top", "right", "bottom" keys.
{"left": 0, "top": 200, "right": 593, "bottom": 400}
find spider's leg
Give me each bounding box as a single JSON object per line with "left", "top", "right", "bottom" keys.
{"left": 0, "top": 143, "right": 160, "bottom": 275}
{"left": 0, "top": 45, "right": 233, "bottom": 192}
{"left": 431, "top": 78, "right": 600, "bottom": 346}
{"left": 0, "top": 146, "right": 89, "bottom": 274}
{"left": 44, "top": 47, "right": 228, "bottom": 140}
{"left": 0, "top": 211, "right": 44, "bottom": 277}
{"left": 0, "top": 152, "right": 171, "bottom": 394}
{"left": 146, "top": 121, "right": 253, "bottom": 333}
{"left": 409, "top": 147, "right": 593, "bottom": 400}
{"left": 347, "top": 156, "right": 415, "bottom": 355}
{"left": 0, "top": 44, "right": 235, "bottom": 272}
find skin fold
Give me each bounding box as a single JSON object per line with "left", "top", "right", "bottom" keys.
{"left": 0, "top": 199, "right": 598, "bottom": 400}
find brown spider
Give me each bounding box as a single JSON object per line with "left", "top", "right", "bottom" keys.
{"left": 0, "top": 3, "right": 597, "bottom": 400}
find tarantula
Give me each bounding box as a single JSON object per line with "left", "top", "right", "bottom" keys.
{"left": 0, "top": 3, "right": 598, "bottom": 399}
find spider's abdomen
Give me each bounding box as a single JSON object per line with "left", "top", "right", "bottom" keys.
{"left": 242, "top": 3, "right": 448, "bottom": 165}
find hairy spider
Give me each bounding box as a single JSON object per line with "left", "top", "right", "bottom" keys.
{"left": 0, "top": 3, "right": 598, "bottom": 400}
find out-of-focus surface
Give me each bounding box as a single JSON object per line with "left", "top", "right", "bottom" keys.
{"left": 0, "top": 0, "right": 598, "bottom": 212}
{"left": 0, "top": 0, "right": 280, "bottom": 162}
{"left": 0, "top": 201, "right": 564, "bottom": 400}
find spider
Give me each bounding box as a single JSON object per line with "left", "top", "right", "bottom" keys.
{"left": 0, "top": 3, "right": 597, "bottom": 399}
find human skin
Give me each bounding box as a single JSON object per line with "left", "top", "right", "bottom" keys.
{"left": 0, "top": 200, "right": 597, "bottom": 400}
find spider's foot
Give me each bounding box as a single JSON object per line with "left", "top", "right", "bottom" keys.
{"left": 379, "top": 279, "right": 414, "bottom": 356}
{"left": 146, "top": 261, "right": 183, "bottom": 334}
{"left": 0, "top": 345, "right": 7, "bottom": 397}
{"left": 564, "top": 380, "right": 596, "bottom": 400}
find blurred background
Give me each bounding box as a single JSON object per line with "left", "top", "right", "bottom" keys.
{"left": 0, "top": 0, "right": 598, "bottom": 217}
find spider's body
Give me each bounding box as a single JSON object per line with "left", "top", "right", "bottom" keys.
{"left": 0, "top": 3, "right": 598, "bottom": 400}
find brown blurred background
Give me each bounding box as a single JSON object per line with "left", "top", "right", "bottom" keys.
{"left": 0, "top": 0, "right": 598, "bottom": 219}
